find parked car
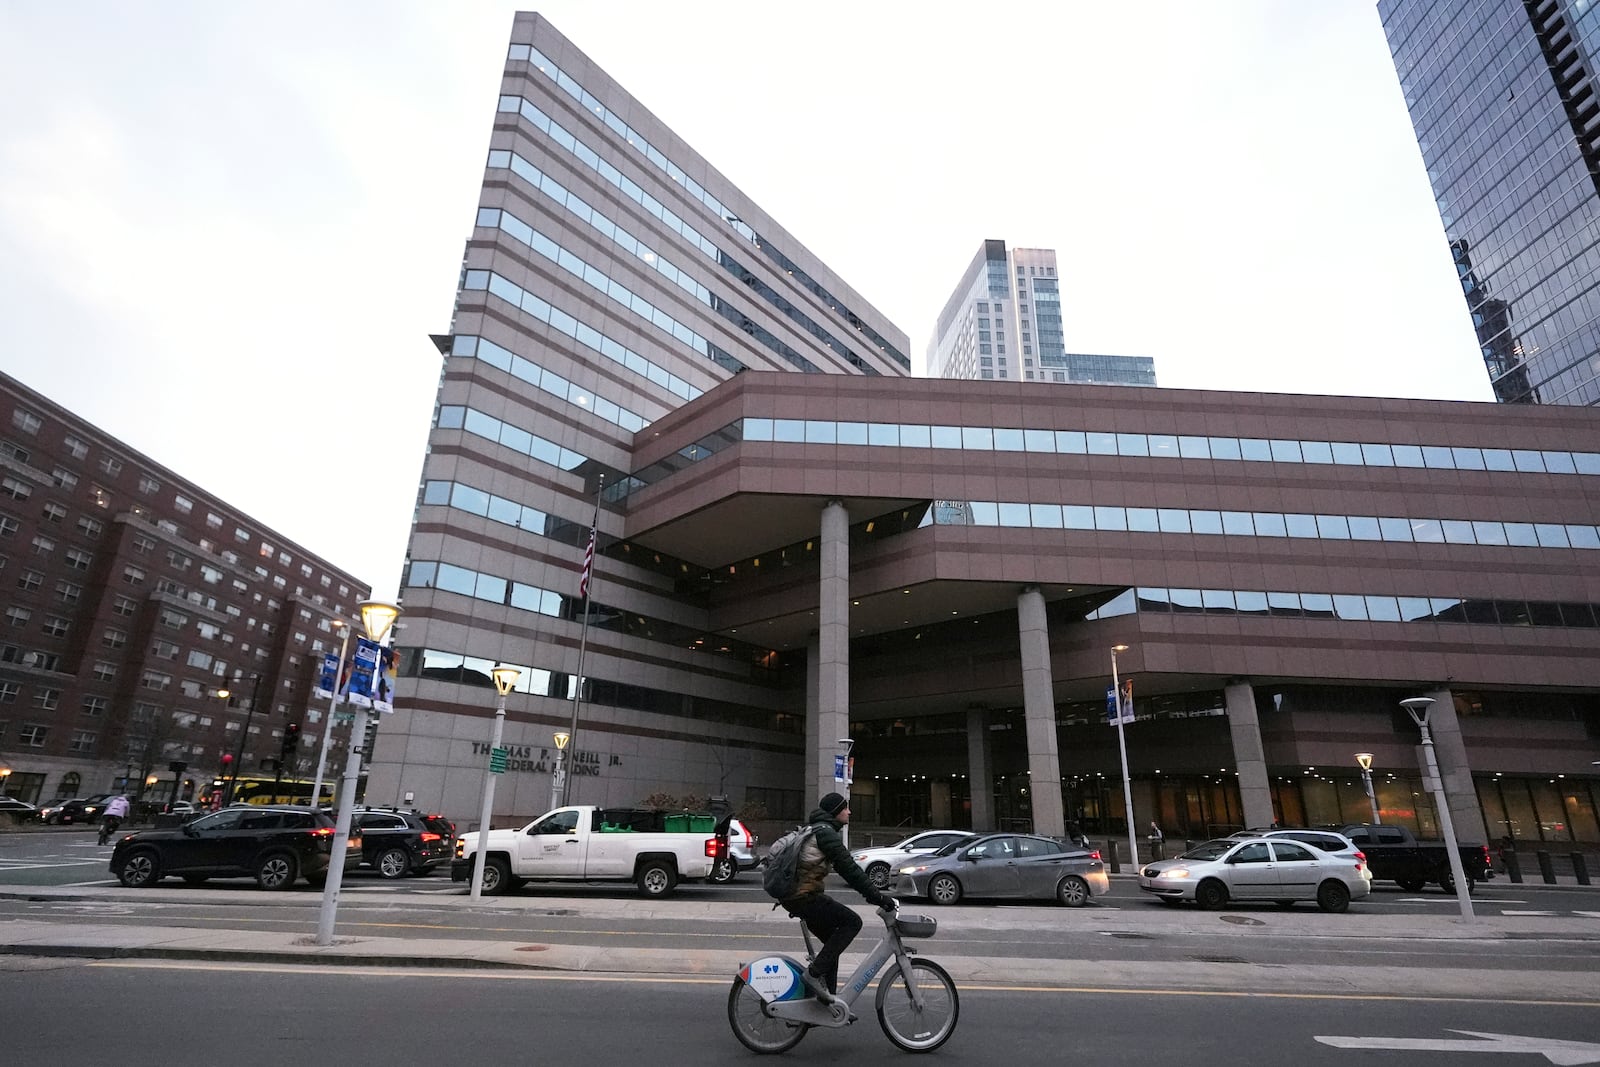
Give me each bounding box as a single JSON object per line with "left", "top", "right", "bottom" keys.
{"left": 1337, "top": 823, "right": 1493, "bottom": 893}
{"left": 39, "top": 794, "right": 115, "bottom": 825}
{"left": 1138, "top": 836, "right": 1370, "bottom": 912}
{"left": 1229, "top": 827, "right": 1366, "bottom": 866}
{"left": 709, "top": 817, "right": 758, "bottom": 884}
{"left": 893, "top": 832, "right": 1109, "bottom": 907}
{"left": 109, "top": 805, "right": 362, "bottom": 890}
{"left": 854, "top": 830, "right": 975, "bottom": 890}
{"left": 0, "top": 796, "right": 39, "bottom": 822}
{"left": 352, "top": 806, "right": 455, "bottom": 879}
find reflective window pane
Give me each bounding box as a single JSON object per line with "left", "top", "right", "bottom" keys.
{"left": 1063, "top": 505, "right": 1095, "bottom": 530}
{"left": 1315, "top": 515, "right": 1350, "bottom": 539}
{"left": 1348, "top": 516, "right": 1382, "bottom": 540}
{"left": 1471, "top": 521, "right": 1507, "bottom": 545}
{"left": 900, "top": 424, "right": 932, "bottom": 448}
{"left": 1093, "top": 506, "right": 1127, "bottom": 531}
{"left": 1126, "top": 507, "right": 1159, "bottom": 532}
{"left": 868, "top": 423, "right": 899, "bottom": 446}
{"left": 1569, "top": 525, "right": 1600, "bottom": 549}
{"left": 1379, "top": 516, "right": 1413, "bottom": 541}
{"left": 1481, "top": 448, "right": 1516, "bottom": 471}
{"left": 1136, "top": 588, "right": 1171, "bottom": 612}
{"left": 1023, "top": 429, "right": 1055, "bottom": 453}
{"left": 1452, "top": 446, "right": 1486, "bottom": 470}
{"left": 993, "top": 428, "right": 1025, "bottom": 452}
{"left": 1421, "top": 446, "right": 1455, "bottom": 469}
{"left": 1240, "top": 438, "right": 1272, "bottom": 461}
{"left": 1333, "top": 594, "right": 1369, "bottom": 620}
{"left": 969, "top": 502, "right": 999, "bottom": 525}
{"left": 1411, "top": 519, "right": 1444, "bottom": 542}
{"left": 1534, "top": 524, "right": 1570, "bottom": 548}
{"left": 1253, "top": 512, "right": 1288, "bottom": 537}
{"left": 1300, "top": 440, "right": 1334, "bottom": 464}
{"left": 1301, "top": 593, "right": 1335, "bottom": 618}
{"left": 804, "top": 420, "right": 835, "bottom": 444}
{"left": 1575, "top": 453, "right": 1600, "bottom": 475}
{"left": 1191, "top": 510, "right": 1224, "bottom": 534}
{"left": 836, "top": 422, "right": 868, "bottom": 445}
{"left": 1391, "top": 444, "right": 1426, "bottom": 468}
{"left": 1220, "top": 511, "right": 1254, "bottom": 536}
{"left": 1511, "top": 450, "right": 1546, "bottom": 473}
{"left": 1208, "top": 437, "right": 1242, "bottom": 461}
{"left": 1148, "top": 434, "right": 1179, "bottom": 458}
{"left": 1441, "top": 520, "right": 1476, "bottom": 545}
{"left": 1361, "top": 442, "right": 1394, "bottom": 466}
{"left": 998, "top": 502, "right": 1030, "bottom": 527}
{"left": 930, "top": 425, "right": 962, "bottom": 449}
{"left": 1270, "top": 439, "right": 1302, "bottom": 463}
{"left": 1056, "top": 430, "right": 1087, "bottom": 454}
{"left": 1087, "top": 432, "right": 1117, "bottom": 455}
{"left": 1116, "top": 433, "right": 1149, "bottom": 457}
{"left": 1543, "top": 451, "right": 1576, "bottom": 474}
{"left": 773, "top": 419, "right": 804, "bottom": 442}
{"left": 1285, "top": 514, "right": 1319, "bottom": 538}
{"left": 960, "top": 426, "right": 991, "bottom": 450}
{"left": 1266, "top": 591, "right": 1301, "bottom": 617}
{"left": 1365, "top": 595, "right": 1401, "bottom": 621}
{"left": 1331, "top": 442, "right": 1364, "bottom": 465}
{"left": 1398, "top": 596, "right": 1434, "bottom": 621}
{"left": 1201, "top": 589, "right": 1236, "bottom": 613}
{"left": 1235, "top": 591, "right": 1269, "bottom": 615}
{"left": 1503, "top": 522, "right": 1539, "bottom": 546}
{"left": 1178, "top": 435, "right": 1211, "bottom": 459}
{"left": 1157, "top": 508, "right": 1191, "bottom": 534}
{"left": 1030, "top": 503, "right": 1063, "bottom": 528}
{"left": 1169, "top": 588, "right": 1204, "bottom": 614}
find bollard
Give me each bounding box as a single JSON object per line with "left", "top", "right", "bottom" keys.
{"left": 1105, "top": 838, "right": 1120, "bottom": 874}
{"left": 1504, "top": 849, "right": 1523, "bottom": 883}
{"left": 1571, "top": 853, "right": 1591, "bottom": 887}
{"left": 1535, "top": 849, "right": 1556, "bottom": 884}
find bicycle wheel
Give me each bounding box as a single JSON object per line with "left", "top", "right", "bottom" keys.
{"left": 875, "top": 958, "right": 959, "bottom": 1052}
{"left": 727, "top": 976, "right": 809, "bottom": 1054}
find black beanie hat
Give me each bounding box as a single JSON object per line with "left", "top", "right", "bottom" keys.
{"left": 819, "top": 792, "right": 848, "bottom": 816}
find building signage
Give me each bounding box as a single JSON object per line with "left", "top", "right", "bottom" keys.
{"left": 468, "top": 742, "right": 621, "bottom": 776}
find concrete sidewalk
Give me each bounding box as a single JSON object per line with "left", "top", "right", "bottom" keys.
{"left": 3, "top": 884, "right": 1598, "bottom": 1002}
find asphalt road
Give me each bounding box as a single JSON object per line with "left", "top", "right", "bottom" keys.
{"left": 4, "top": 955, "right": 1598, "bottom": 1067}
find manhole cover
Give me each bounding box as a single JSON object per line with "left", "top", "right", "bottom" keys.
{"left": 1220, "top": 914, "right": 1265, "bottom": 926}
{"left": 514, "top": 945, "right": 551, "bottom": 952}
{"left": 1190, "top": 954, "right": 1249, "bottom": 964}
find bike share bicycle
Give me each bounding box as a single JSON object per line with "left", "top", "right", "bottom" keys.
{"left": 727, "top": 901, "right": 959, "bottom": 1054}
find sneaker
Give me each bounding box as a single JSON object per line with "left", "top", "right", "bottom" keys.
{"left": 799, "top": 968, "right": 838, "bottom": 1002}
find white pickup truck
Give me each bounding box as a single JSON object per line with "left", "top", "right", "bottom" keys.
{"left": 451, "top": 805, "right": 719, "bottom": 897}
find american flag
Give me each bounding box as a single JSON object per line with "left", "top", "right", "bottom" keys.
{"left": 578, "top": 520, "right": 596, "bottom": 599}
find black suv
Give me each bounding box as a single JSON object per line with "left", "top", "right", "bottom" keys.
{"left": 352, "top": 807, "right": 455, "bottom": 879}
{"left": 110, "top": 806, "right": 361, "bottom": 890}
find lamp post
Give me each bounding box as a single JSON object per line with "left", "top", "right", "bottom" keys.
{"left": 219, "top": 673, "right": 263, "bottom": 806}
{"left": 1355, "top": 752, "right": 1381, "bottom": 825}
{"left": 315, "top": 599, "right": 401, "bottom": 945}
{"left": 1110, "top": 645, "right": 1139, "bottom": 871}
{"left": 468, "top": 664, "right": 522, "bottom": 900}
{"left": 1401, "top": 696, "right": 1474, "bottom": 920}
{"left": 0, "top": 765, "right": 11, "bottom": 796}
{"left": 309, "top": 621, "right": 355, "bottom": 810}
{"left": 549, "top": 730, "right": 569, "bottom": 813}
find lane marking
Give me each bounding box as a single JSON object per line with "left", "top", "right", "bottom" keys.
{"left": 82, "top": 959, "right": 1600, "bottom": 1006}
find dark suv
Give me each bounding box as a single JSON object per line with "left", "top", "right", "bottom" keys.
{"left": 352, "top": 807, "right": 455, "bottom": 879}
{"left": 110, "top": 806, "right": 362, "bottom": 890}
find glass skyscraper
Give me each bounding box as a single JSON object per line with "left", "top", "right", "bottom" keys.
{"left": 1380, "top": 0, "right": 1600, "bottom": 405}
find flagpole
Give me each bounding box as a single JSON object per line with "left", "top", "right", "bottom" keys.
{"left": 562, "top": 475, "right": 603, "bottom": 806}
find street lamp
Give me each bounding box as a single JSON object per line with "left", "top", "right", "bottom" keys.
{"left": 1355, "top": 752, "right": 1381, "bottom": 825}
{"left": 0, "top": 764, "right": 11, "bottom": 796}
{"left": 1110, "top": 645, "right": 1139, "bottom": 870}
{"left": 315, "top": 598, "right": 401, "bottom": 945}
{"left": 469, "top": 663, "right": 522, "bottom": 900}
{"left": 549, "top": 730, "right": 570, "bottom": 813}
{"left": 309, "top": 619, "right": 358, "bottom": 811}
{"left": 1401, "top": 696, "right": 1474, "bottom": 920}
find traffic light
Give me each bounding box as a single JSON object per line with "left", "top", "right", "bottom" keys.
{"left": 280, "top": 721, "right": 302, "bottom": 762}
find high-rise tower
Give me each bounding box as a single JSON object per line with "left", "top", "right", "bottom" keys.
{"left": 1380, "top": 0, "right": 1600, "bottom": 405}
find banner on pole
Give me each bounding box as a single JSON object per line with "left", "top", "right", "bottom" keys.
{"left": 834, "top": 754, "right": 847, "bottom": 782}
{"left": 313, "top": 651, "right": 342, "bottom": 701}
{"left": 1107, "top": 679, "right": 1135, "bottom": 725}
{"left": 372, "top": 645, "right": 398, "bottom": 714}
{"left": 346, "top": 638, "right": 380, "bottom": 709}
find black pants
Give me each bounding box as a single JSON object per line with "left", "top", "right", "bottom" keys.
{"left": 783, "top": 893, "right": 861, "bottom": 993}
{"left": 98, "top": 816, "right": 122, "bottom": 844}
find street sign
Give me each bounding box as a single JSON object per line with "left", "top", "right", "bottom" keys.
{"left": 489, "top": 746, "right": 509, "bottom": 775}
{"left": 1315, "top": 1030, "right": 1600, "bottom": 1062}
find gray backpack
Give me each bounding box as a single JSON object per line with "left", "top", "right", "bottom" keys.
{"left": 761, "top": 824, "right": 817, "bottom": 900}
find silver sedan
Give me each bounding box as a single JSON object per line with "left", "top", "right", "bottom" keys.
{"left": 893, "top": 832, "right": 1110, "bottom": 907}
{"left": 1138, "top": 837, "right": 1371, "bottom": 912}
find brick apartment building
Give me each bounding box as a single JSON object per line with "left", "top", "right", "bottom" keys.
{"left": 0, "top": 371, "right": 370, "bottom": 807}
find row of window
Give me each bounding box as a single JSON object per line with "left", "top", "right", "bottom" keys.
{"left": 402, "top": 559, "right": 778, "bottom": 670}
{"left": 419, "top": 479, "right": 587, "bottom": 547}
{"left": 434, "top": 405, "right": 589, "bottom": 472}
{"left": 1088, "top": 585, "right": 1600, "bottom": 629}
{"left": 455, "top": 335, "right": 650, "bottom": 434}
{"left": 926, "top": 499, "right": 1600, "bottom": 551}
{"left": 739, "top": 417, "right": 1600, "bottom": 476}
{"left": 504, "top": 45, "right": 910, "bottom": 370}
{"left": 487, "top": 144, "right": 877, "bottom": 377}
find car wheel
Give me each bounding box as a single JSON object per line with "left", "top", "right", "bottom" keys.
{"left": 1317, "top": 879, "right": 1352, "bottom": 914}
{"left": 480, "top": 856, "right": 512, "bottom": 895}
{"left": 1056, "top": 875, "right": 1091, "bottom": 907}
{"left": 255, "top": 852, "right": 299, "bottom": 891}
{"left": 636, "top": 860, "right": 678, "bottom": 897}
{"left": 1195, "top": 879, "right": 1228, "bottom": 910}
{"left": 866, "top": 862, "right": 892, "bottom": 891}
{"left": 708, "top": 856, "right": 736, "bottom": 884}
{"left": 375, "top": 847, "right": 411, "bottom": 880}
{"left": 1397, "top": 879, "right": 1426, "bottom": 893}
{"left": 182, "top": 875, "right": 209, "bottom": 886}
{"left": 928, "top": 873, "right": 962, "bottom": 906}
{"left": 118, "top": 849, "right": 161, "bottom": 888}
{"left": 1438, "top": 872, "right": 1476, "bottom": 895}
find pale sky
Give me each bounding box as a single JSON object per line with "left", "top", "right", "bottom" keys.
{"left": 0, "top": 1, "right": 1489, "bottom": 600}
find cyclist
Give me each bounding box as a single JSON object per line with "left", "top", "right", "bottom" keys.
{"left": 98, "top": 793, "right": 130, "bottom": 845}
{"left": 778, "top": 791, "right": 894, "bottom": 999}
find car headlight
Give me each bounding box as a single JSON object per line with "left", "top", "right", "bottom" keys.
{"left": 900, "top": 865, "right": 930, "bottom": 874}
{"left": 1161, "top": 868, "right": 1192, "bottom": 879}
{"left": 853, "top": 854, "right": 869, "bottom": 863}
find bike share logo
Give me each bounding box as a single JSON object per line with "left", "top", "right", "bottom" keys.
{"left": 743, "top": 956, "right": 802, "bottom": 1002}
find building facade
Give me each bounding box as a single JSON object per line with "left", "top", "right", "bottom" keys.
{"left": 0, "top": 372, "right": 371, "bottom": 807}
{"left": 1380, "top": 0, "right": 1600, "bottom": 406}
{"left": 926, "top": 239, "right": 1155, "bottom": 386}
{"left": 374, "top": 14, "right": 1600, "bottom": 852}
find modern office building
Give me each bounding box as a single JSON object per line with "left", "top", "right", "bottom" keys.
{"left": 1379, "top": 0, "right": 1600, "bottom": 406}
{"left": 926, "top": 240, "right": 1156, "bottom": 386}
{"left": 373, "top": 13, "right": 1600, "bottom": 852}
{"left": 0, "top": 372, "right": 370, "bottom": 807}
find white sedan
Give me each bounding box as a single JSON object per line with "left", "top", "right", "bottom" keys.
{"left": 1138, "top": 837, "right": 1371, "bottom": 912}
{"left": 853, "top": 830, "right": 974, "bottom": 890}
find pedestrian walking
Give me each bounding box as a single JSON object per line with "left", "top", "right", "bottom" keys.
{"left": 1147, "top": 820, "right": 1165, "bottom": 860}
{"left": 98, "top": 794, "right": 130, "bottom": 845}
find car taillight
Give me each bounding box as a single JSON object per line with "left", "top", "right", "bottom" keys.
{"left": 1089, "top": 850, "right": 1102, "bottom": 862}
{"left": 312, "top": 827, "right": 334, "bottom": 837}
{"left": 705, "top": 838, "right": 720, "bottom": 858}
{"left": 420, "top": 832, "right": 442, "bottom": 843}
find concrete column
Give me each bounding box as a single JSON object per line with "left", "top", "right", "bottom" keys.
{"left": 1224, "top": 680, "right": 1274, "bottom": 829}
{"left": 815, "top": 500, "right": 851, "bottom": 807}
{"left": 1016, "top": 586, "right": 1065, "bottom": 838}
{"left": 966, "top": 707, "right": 993, "bottom": 832}
{"left": 805, "top": 631, "right": 820, "bottom": 804}
{"left": 1423, "top": 688, "right": 1488, "bottom": 845}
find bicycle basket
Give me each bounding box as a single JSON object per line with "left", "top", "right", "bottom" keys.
{"left": 894, "top": 913, "right": 937, "bottom": 938}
